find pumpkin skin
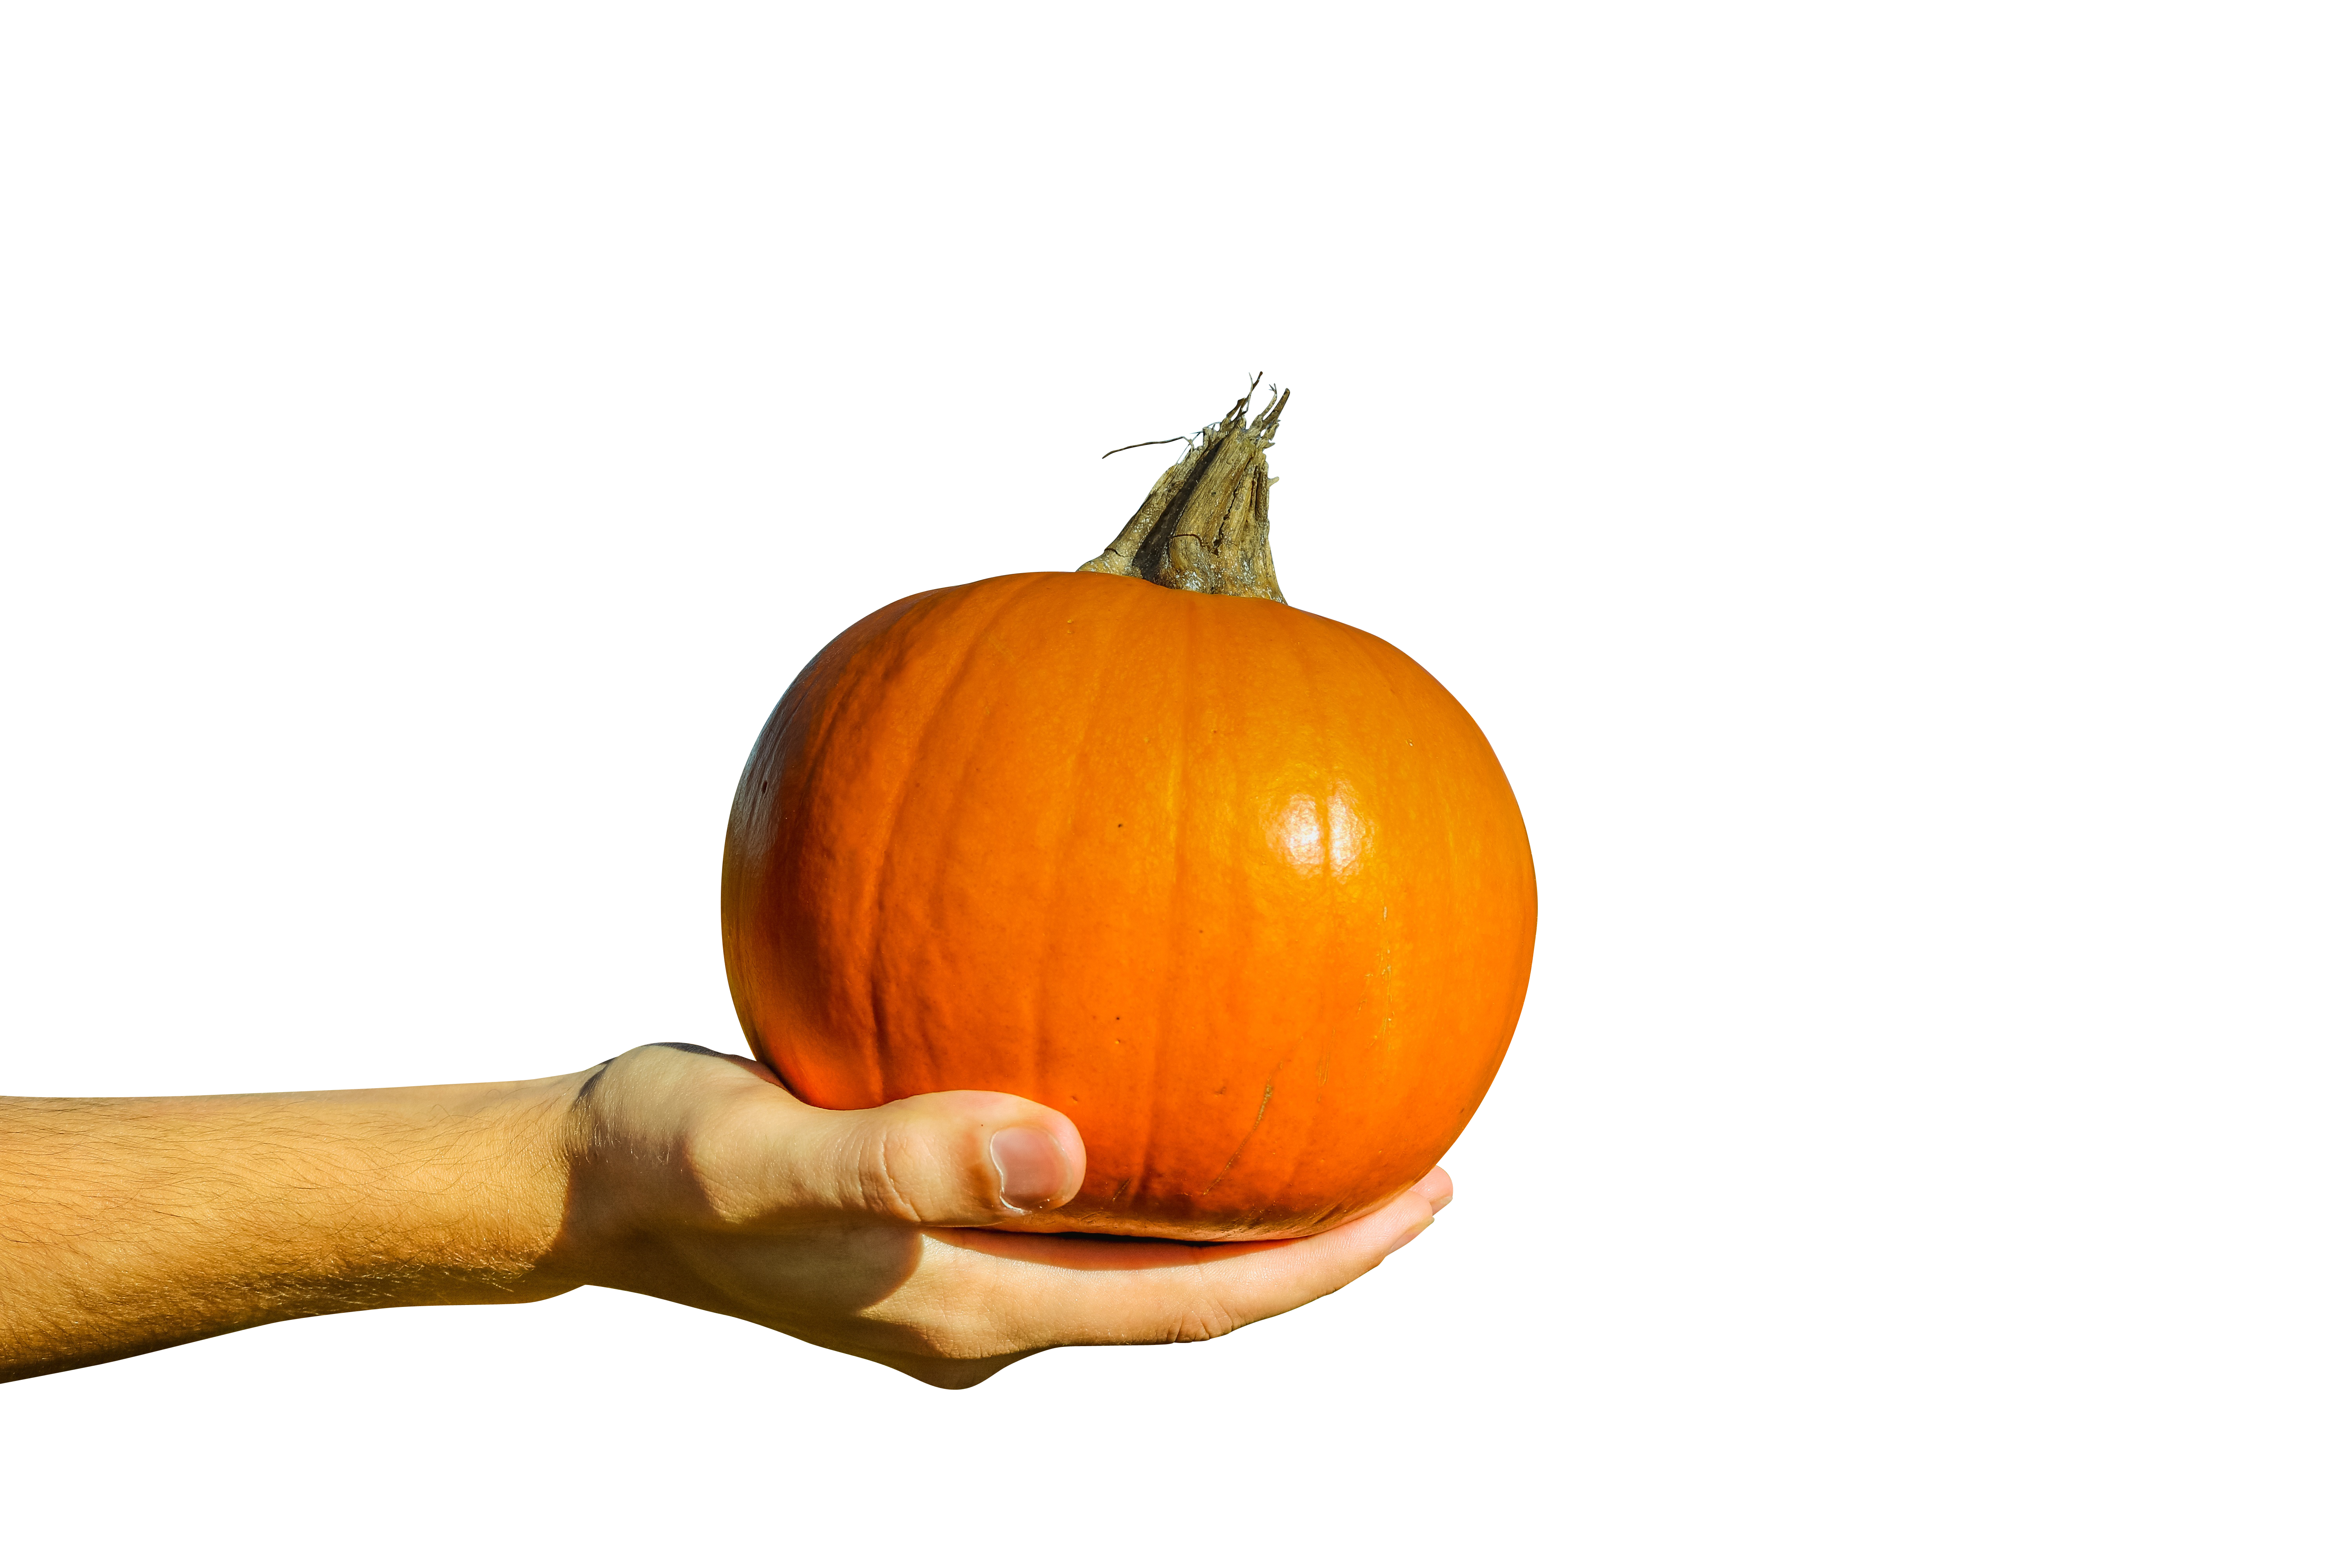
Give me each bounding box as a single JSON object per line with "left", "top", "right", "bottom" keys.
{"left": 721, "top": 570, "right": 1535, "bottom": 1240}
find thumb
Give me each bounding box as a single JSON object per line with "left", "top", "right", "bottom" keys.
{"left": 809, "top": 1090, "right": 1086, "bottom": 1227}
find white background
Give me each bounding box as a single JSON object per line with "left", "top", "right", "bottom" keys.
{"left": 2, "top": 4, "right": 2346, "bottom": 1564}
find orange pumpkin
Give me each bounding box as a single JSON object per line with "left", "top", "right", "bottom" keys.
{"left": 720, "top": 571, "right": 1524, "bottom": 1232}
{"left": 722, "top": 388, "right": 1535, "bottom": 1239}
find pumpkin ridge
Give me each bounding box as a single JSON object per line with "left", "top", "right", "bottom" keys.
{"left": 1259, "top": 608, "right": 1339, "bottom": 1208}
{"left": 739, "top": 588, "right": 960, "bottom": 1091}
{"left": 724, "top": 606, "right": 866, "bottom": 1072}
{"left": 1308, "top": 621, "right": 1374, "bottom": 1194}
{"left": 1031, "top": 577, "right": 1142, "bottom": 1186}
{"left": 1123, "top": 592, "right": 1197, "bottom": 1217}
{"left": 960, "top": 576, "right": 1077, "bottom": 1105}
{"left": 991, "top": 572, "right": 1105, "bottom": 1108}
{"left": 844, "top": 587, "right": 987, "bottom": 1095}
{"left": 1232, "top": 606, "right": 1308, "bottom": 1213}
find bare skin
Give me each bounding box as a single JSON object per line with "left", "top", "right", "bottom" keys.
{"left": 0, "top": 1043, "right": 1449, "bottom": 1388}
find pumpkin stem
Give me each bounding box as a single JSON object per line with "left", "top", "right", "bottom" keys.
{"left": 1078, "top": 379, "right": 1289, "bottom": 603}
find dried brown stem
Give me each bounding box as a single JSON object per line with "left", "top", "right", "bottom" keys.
{"left": 1078, "top": 380, "right": 1290, "bottom": 603}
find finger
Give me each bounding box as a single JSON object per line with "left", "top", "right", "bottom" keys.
{"left": 727, "top": 1089, "right": 1087, "bottom": 1228}
{"left": 911, "top": 1168, "right": 1453, "bottom": 1354}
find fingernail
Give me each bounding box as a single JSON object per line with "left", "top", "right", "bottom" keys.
{"left": 990, "top": 1126, "right": 1065, "bottom": 1211}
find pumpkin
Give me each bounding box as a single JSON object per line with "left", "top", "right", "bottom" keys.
{"left": 721, "top": 386, "right": 1536, "bottom": 1240}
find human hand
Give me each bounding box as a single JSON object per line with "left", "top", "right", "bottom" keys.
{"left": 544, "top": 1043, "right": 1450, "bottom": 1388}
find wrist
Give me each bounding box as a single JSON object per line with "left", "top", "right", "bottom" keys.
{"left": 313, "top": 1073, "right": 588, "bottom": 1307}
{"left": 531, "top": 1045, "right": 779, "bottom": 1301}
{"left": 450, "top": 1069, "right": 599, "bottom": 1295}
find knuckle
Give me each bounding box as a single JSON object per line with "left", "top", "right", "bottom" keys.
{"left": 860, "top": 1123, "right": 927, "bottom": 1224}
{"left": 1165, "top": 1272, "right": 1246, "bottom": 1344}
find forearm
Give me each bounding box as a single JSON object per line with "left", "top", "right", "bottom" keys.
{"left": 0, "top": 1075, "right": 584, "bottom": 1381}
